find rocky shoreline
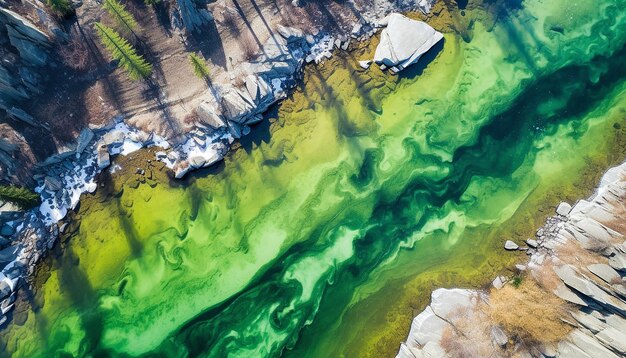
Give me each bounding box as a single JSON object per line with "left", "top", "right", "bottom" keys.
{"left": 397, "top": 161, "right": 626, "bottom": 358}
{"left": 0, "top": 4, "right": 443, "bottom": 328}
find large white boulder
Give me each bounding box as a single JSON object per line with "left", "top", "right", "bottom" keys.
{"left": 374, "top": 13, "right": 443, "bottom": 72}
{"left": 196, "top": 102, "right": 226, "bottom": 129}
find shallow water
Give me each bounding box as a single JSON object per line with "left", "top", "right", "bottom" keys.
{"left": 3, "top": 0, "right": 626, "bottom": 357}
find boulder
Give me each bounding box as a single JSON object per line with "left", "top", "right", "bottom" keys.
{"left": 0, "top": 295, "right": 13, "bottom": 314}
{"left": 556, "top": 202, "right": 572, "bottom": 216}
{"left": 227, "top": 121, "right": 243, "bottom": 139}
{"left": 373, "top": 13, "right": 443, "bottom": 71}
{"left": 0, "top": 245, "right": 17, "bottom": 265}
{"left": 76, "top": 128, "right": 94, "bottom": 153}
{"left": 101, "top": 130, "right": 126, "bottom": 147}
{"left": 490, "top": 326, "right": 508, "bottom": 347}
{"left": 7, "top": 107, "right": 42, "bottom": 128}
{"left": 221, "top": 89, "right": 255, "bottom": 124}
{"left": 595, "top": 327, "right": 626, "bottom": 355}
{"left": 97, "top": 145, "right": 110, "bottom": 169}
{"left": 526, "top": 239, "right": 538, "bottom": 248}
{"left": 245, "top": 75, "right": 274, "bottom": 107}
{"left": 609, "top": 253, "right": 626, "bottom": 272}
{"left": 188, "top": 156, "right": 206, "bottom": 169}
{"left": 0, "top": 280, "right": 10, "bottom": 300}
{"left": 539, "top": 343, "right": 558, "bottom": 358}
{"left": 276, "top": 25, "right": 304, "bottom": 42}
{"left": 173, "top": 0, "right": 213, "bottom": 34}
{"left": 174, "top": 163, "right": 191, "bottom": 179}
{"left": 0, "top": 225, "right": 14, "bottom": 237}
{"left": 430, "top": 288, "right": 474, "bottom": 320}
{"left": 605, "top": 314, "right": 626, "bottom": 332}
{"left": 504, "top": 240, "right": 519, "bottom": 250}
{"left": 554, "top": 265, "right": 626, "bottom": 312}
{"left": 405, "top": 306, "right": 449, "bottom": 346}
{"left": 587, "top": 263, "right": 621, "bottom": 284}
{"left": 244, "top": 114, "right": 264, "bottom": 125}
{"left": 358, "top": 60, "right": 372, "bottom": 70}
{"left": 492, "top": 276, "right": 506, "bottom": 289}
{"left": 44, "top": 176, "right": 62, "bottom": 191}
{"left": 571, "top": 310, "right": 605, "bottom": 333}
{"left": 566, "top": 329, "right": 621, "bottom": 358}
{"left": 0, "top": 8, "right": 51, "bottom": 67}
{"left": 573, "top": 217, "right": 622, "bottom": 244}
{"left": 37, "top": 150, "right": 75, "bottom": 167}
{"left": 196, "top": 102, "right": 226, "bottom": 129}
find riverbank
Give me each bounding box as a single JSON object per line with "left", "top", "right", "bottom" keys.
{"left": 0, "top": 3, "right": 441, "bottom": 329}
{"left": 397, "top": 160, "right": 626, "bottom": 358}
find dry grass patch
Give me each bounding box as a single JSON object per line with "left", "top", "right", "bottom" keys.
{"left": 489, "top": 278, "right": 572, "bottom": 344}
{"left": 440, "top": 306, "right": 496, "bottom": 358}
{"left": 531, "top": 262, "right": 563, "bottom": 292}
{"left": 57, "top": 36, "right": 92, "bottom": 71}
{"left": 240, "top": 31, "right": 259, "bottom": 61}
{"left": 599, "top": 203, "right": 626, "bottom": 236}
{"left": 556, "top": 239, "right": 608, "bottom": 267}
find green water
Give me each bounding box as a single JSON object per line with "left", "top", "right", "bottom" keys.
{"left": 3, "top": 0, "right": 626, "bottom": 357}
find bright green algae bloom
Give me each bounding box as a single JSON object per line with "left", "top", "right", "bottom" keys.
{"left": 3, "top": 0, "right": 626, "bottom": 357}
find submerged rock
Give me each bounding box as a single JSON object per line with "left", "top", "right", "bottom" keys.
{"left": 504, "top": 240, "right": 519, "bottom": 250}
{"left": 358, "top": 60, "right": 372, "bottom": 70}
{"left": 373, "top": 13, "right": 443, "bottom": 72}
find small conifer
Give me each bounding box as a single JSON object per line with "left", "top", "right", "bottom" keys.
{"left": 188, "top": 53, "right": 210, "bottom": 79}
{"left": 45, "top": 0, "right": 73, "bottom": 16}
{"left": 94, "top": 23, "right": 152, "bottom": 80}
{"left": 0, "top": 185, "right": 40, "bottom": 209}
{"left": 102, "top": 0, "right": 138, "bottom": 36}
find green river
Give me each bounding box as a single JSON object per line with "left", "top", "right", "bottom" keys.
{"left": 2, "top": 0, "right": 626, "bottom": 357}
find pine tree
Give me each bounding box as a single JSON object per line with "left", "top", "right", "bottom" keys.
{"left": 188, "top": 53, "right": 210, "bottom": 79}
{"left": 144, "top": 0, "right": 160, "bottom": 5}
{"left": 46, "top": 0, "right": 73, "bottom": 16}
{"left": 102, "top": 0, "right": 138, "bottom": 36}
{"left": 0, "top": 185, "right": 40, "bottom": 210}
{"left": 94, "top": 23, "right": 152, "bottom": 80}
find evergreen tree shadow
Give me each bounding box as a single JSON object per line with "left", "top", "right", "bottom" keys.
{"left": 55, "top": 246, "right": 105, "bottom": 354}
{"left": 184, "top": 16, "right": 228, "bottom": 70}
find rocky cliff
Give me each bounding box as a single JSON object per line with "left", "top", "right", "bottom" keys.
{"left": 0, "top": 4, "right": 59, "bottom": 186}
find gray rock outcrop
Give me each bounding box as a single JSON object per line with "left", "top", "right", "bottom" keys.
{"left": 0, "top": 6, "right": 58, "bottom": 184}
{"left": 373, "top": 13, "right": 443, "bottom": 72}
{"left": 172, "top": 0, "right": 213, "bottom": 34}
{"left": 0, "top": 8, "right": 52, "bottom": 110}
{"left": 398, "top": 161, "right": 626, "bottom": 358}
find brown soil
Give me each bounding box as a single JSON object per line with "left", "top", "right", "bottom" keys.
{"left": 21, "top": 0, "right": 393, "bottom": 146}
